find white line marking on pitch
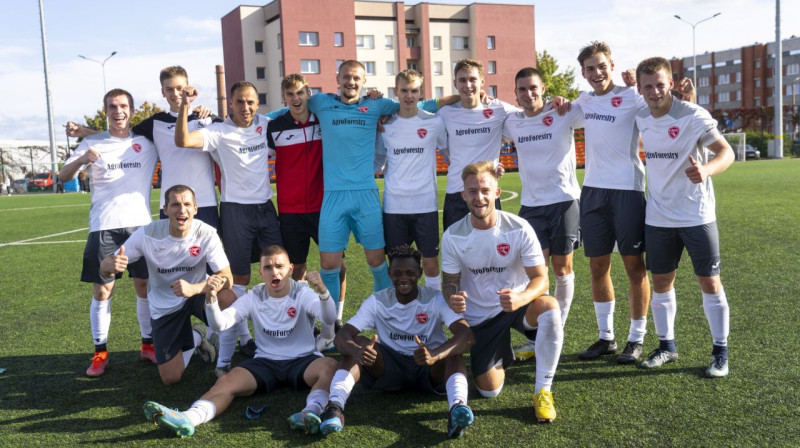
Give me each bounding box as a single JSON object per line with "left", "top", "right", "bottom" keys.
{"left": 0, "top": 227, "right": 89, "bottom": 248}
{"left": 7, "top": 240, "right": 86, "bottom": 245}
{"left": 0, "top": 204, "right": 90, "bottom": 212}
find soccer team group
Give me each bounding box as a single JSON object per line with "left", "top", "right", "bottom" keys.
{"left": 62, "top": 40, "right": 734, "bottom": 439}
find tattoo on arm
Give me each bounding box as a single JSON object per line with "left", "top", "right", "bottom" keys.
{"left": 442, "top": 272, "right": 461, "bottom": 298}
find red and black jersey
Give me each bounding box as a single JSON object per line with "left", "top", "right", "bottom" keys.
{"left": 267, "top": 112, "right": 324, "bottom": 213}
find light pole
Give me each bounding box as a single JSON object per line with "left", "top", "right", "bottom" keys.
{"left": 78, "top": 51, "right": 117, "bottom": 96}
{"left": 674, "top": 13, "right": 721, "bottom": 91}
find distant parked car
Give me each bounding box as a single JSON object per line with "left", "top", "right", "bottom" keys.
{"left": 28, "top": 172, "right": 54, "bottom": 191}
{"left": 745, "top": 144, "right": 761, "bottom": 160}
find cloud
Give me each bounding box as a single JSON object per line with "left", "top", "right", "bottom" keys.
{"left": 169, "top": 17, "right": 221, "bottom": 44}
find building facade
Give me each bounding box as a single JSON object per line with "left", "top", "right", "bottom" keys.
{"left": 221, "top": 0, "right": 536, "bottom": 112}
{"left": 670, "top": 36, "right": 800, "bottom": 132}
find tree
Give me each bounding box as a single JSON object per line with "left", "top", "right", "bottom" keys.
{"left": 537, "top": 50, "right": 579, "bottom": 100}
{"left": 83, "top": 101, "right": 165, "bottom": 131}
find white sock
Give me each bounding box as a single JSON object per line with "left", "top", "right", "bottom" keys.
{"left": 217, "top": 326, "right": 237, "bottom": 368}
{"left": 304, "top": 389, "right": 329, "bottom": 416}
{"left": 425, "top": 274, "right": 442, "bottom": 291}
{"left": 476, "top": 384, "right": 503, "bottom": 398}
{"left": 533, "top": 309, "right": 563, "bottom": 393}
{"left": 136, "top": 296, "right": 152, "bottom": 339}
{"left": 328, "top": 369, "right": 355, "bottom": 409}
{"left": 594, "top": 300, "right": 615, "bottom": 341}
{"left": 337, "top": 300, "right": 345, "bottom": 321}
{"left": 183, "top": 399, "right": 216, "bottom": 427}
{"left": 651, "top": 289, "right": 677, "bottom": 341}
{"left": 182, "top": 348, "right": 195, "bottom": 367}
{"left": 236, "top": 319, "right": 252, "bottom": 344}
{"left": 628, "top": 316, "right": 647, "bottom": 343}
{"left": 446, "top": 372, "right": 469, "bottom": 409}
{"left": 702, "top": 287, "right": 729, "bottom": 346}
{"left": 554, "top": 273, "right": 574, "bottom": 327}
{"left": 320, "top": 322, "right": 335, "bottom": 340}
{"left": 90, "top": 296, "right": 111, "bottom": 347}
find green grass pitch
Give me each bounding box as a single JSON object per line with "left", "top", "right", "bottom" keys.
{"left": 1, "top": 159, "right": 799, "bottom": 447}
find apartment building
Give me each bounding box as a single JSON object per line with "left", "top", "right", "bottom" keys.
{"left": 221, "top": 0, "right": 536, "bottom": 112}
{"left": 670, "top": 36, "right": 800, "bottom": 131}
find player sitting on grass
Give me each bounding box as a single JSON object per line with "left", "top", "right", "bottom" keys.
{"left": 142, "top": 245, "right": 338, "bottom": 438}
{"left": 318, "top": 245, "right": 475, "bottom": 439}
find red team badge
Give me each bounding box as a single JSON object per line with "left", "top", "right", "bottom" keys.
{"left": 483, "top": 108, "right": 493, "bottom": 119}
{"left": 497, "top": 243, "right": 510, "bottom": 256}
{"left": 359, "top": 106, "right": 369, "bottom": 113}
{"left": 417, "top": 128, "right": 427, "bottom": 139}
{"left": 132, "top": 143, "right": 141, "bottom": 153}
{"left": 188, "top": 246, "right": 201, "bottom": 257}
{"left": 611, "top": 96, "right": 622, "bottom": 107}
{"left": 416, "top": 313, "right": 429, "bottom": 324}
{"left": 668, "top": 126, "right": 680, "bottom": 139}
{"left": 255, "top": 126, "right": 263, "bottom": 135}
{"left": 542, "top": 116, "right": 554, "bottom": 127}
{"left": 287, "top": 306, "right": 297, "bottom": 318}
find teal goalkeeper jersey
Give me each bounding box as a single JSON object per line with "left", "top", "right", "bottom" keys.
{"left": 307, "top": 93, "right": 438, "bottom": 191}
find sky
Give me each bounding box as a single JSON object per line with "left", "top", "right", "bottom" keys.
{"left": 2, "top": 0, "right": 799, "bottom": 142}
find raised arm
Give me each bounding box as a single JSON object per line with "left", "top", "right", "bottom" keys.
{"left": 174, "top": 87, "right": 205, "bottom": 149}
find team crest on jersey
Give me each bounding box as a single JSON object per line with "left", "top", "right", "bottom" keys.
{"left": 668, "top": 126, "right": 680, "bottom": 139}
{"left": 359, "top": 106, "right": 369, "bottom": 113}
{"left": 417, "top": 128, "right": 427, "bottom": 139}
{"left": 497, "top": 243, "right": 510, "bottom": 256}
{"left": 287, "top": 306, "right": 297, "bottom": 318}
{"left": 542, "top": 116, "right": 554, "bottom": 127}
{"left": 483, "top": 108, "right": 493, "bottom": 119}
{"left": 611, "top": 96, "right": 622, "bottom": 107}
{"left": 255, "top": 126, "right": 263, "bottom": 135}
{"left": 416, "top": 313, "right": 428, "bottom": 324}
{"left": 188, "top": 246, "right": 201, "bottom": 257}
{"left": 132, "top": 143, "right": 142, "bottom": 153}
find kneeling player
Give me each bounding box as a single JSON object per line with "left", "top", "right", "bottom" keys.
{"left": 319, "top": 245, "right": 476, "bottom": 438}
{"left": 99, "top": 184, "right": 230, "bottom": 385}
{"left": 142, "top": 246, "right": 338, "bottom": 437}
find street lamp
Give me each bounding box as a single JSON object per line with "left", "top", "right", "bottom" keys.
{"left": 78, "top": 51, "right": 117, "bottom": 96}
{"left": 674, "top": 13, "right": 721, "bottom": 91}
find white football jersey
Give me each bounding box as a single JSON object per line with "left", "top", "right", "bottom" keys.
{"left": 200, "top": 114, "right": 274, "bottom": 204}
{"left": 210, "top": 280, "right": 332, "bottom": 361}
{"left": 123, "top": 219, "right": 229, "bottom": 319}
{"left": 503, "top": 103, "right": 582, "bottom": 207}
{"left": 441, "top": 211, "right": 545, "bottom": 326}
{"left": 574, "top": 86, "right": 647, "bottom": 191}
{"left": 347, "top": 285, "right": 464, "bottom": 356}
{"left": 375, "top": 110, "right": 446, "bottom": 213}
{"left": 636, "top": 99, "right": 722, "bottom": 227}
{"left": 437, "top": 99, "right": 519, "bottom": 193}
{"left": 66, "top": 131, "right": 158, "bottom": 232}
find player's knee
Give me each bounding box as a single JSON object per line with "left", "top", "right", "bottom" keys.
{"left": 534, "top": 295, "right": 559, "bottom": 313}
{"left": 160, "top": 371, "right": 183, "bottom": 386}
{"left": 476, "top": 383, "right": 504, "bottom": 398}
{"left": 589, "top": 256, "right": 611, "bottom": 277}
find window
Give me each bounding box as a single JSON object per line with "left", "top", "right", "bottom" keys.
{"left": 300, "top": 59, "right": 320, "bottom": 74}
{"left": 755, "top": 79, "right": 761, "bottom": 88}
{"left": 334, "top": 32, "right": 344, "bottom": 47}
{"left": 487, "top": 35, "right": 496, "bottom": 50}
{"left": 698, "top": 76, "right": 709, "bottom": 87}
{"left": 406, "top": 36, "right": 417, "bottom": 48}
{"left": 434, "top": 61, "right": 443, "bottom": 75}
{"left": 489, "top": 85, "right": 497, "bottom": 97}
{"left": 255, "top": 41, "right": 264, "bottom": 53}
{"left": 435, "top": 86, "right": 444, "bottom": 98}
{"left": 718, "top": 73, "right": 729, "bottom": 84}
{"left": 356, "top": 35, "right": 374, "bottom": 49}
{"left": 452, "top": 36, "right": 469, "bottom": 50}
{"left": 386, "top": 61, "right": 395, "bottom": 75}
{"left": 755, "top": 60, "right": 761, "bottom": 68}
{"left": 698, "top": 94, "right": 709, "bottom": 105}
{"left": 736, "top": 72, "right": 742, "bottom": 82}
{"left": 433, "top": 36, "right": 442, "bottom": 50}
{"left": 385, "top": 35, "right": 394, "bottom": 49}
{"left": 787, "top": 63, "right": 800, "bottom": 75}
{"left": 736, "top": 90, "right": 742, "bottom": 101}
{"left": 363, "top": 61, "right": 376, "bottom": 75}
{"left": 258, "top": 93, "right": 267, "bottom": 105}
{"left": 335, "top": 60, "right": 344, "bottom": 72}
{"left": 310, "top": 87, "right": 322, "bottom": 95}
{"left": 256, "top": 67, "right": 266, "bottom": 80}
{"left": 488, "top": 61, "right": 497, "bottom": 74}
{"left": 755, "top": 97, "right": 761, "bottom": 106}
{"left": 718, "top": 92, "right": 730, "bottom": 102}
{"left": 279, "top": 61, "right": 284, "bottom": 77}
{"left": 388, "top": 87, "right": 395, "bottom": 99}
{"left": 408, "top": 61, "right": 418, "bottom": 70}
{"left": 299, "top": 32, "right": 318, "bottom": 46}
{"left": 277, "top": 33, "right": 281, "bottom": 49}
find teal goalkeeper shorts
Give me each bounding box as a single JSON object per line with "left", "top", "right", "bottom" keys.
{"left": 319, "top": 189, "right": 385, "bottom": 253}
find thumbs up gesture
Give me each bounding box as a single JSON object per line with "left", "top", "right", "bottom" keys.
{"left": 685, "top": 155, "right": 707, "bottom": 184}
{"left": 359, "top": 334, "right": 379, "bottom": 367}
{"left": 413, "top": 335, "right": 435, "bottom": 366}
{"left": 99, "top": 245, "right": 128, "bottom": 278}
